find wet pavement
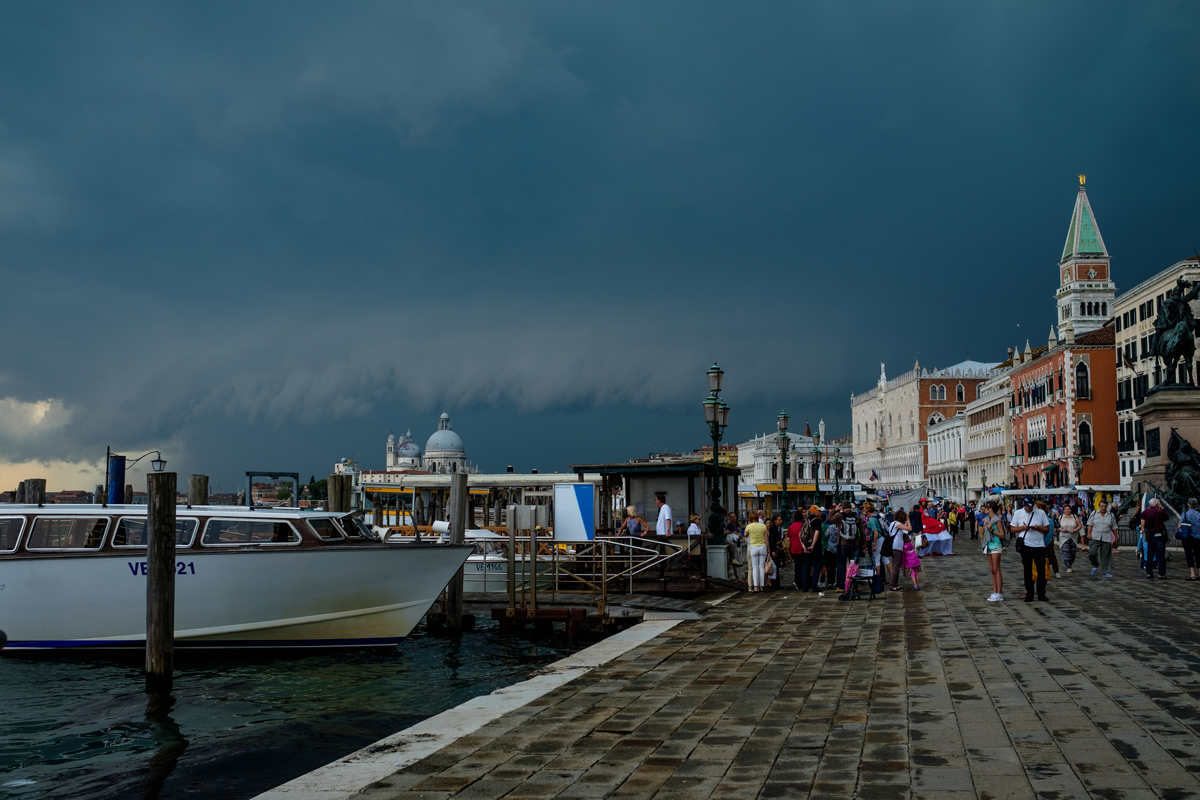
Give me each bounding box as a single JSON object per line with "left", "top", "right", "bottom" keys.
{"left": 348, "top": 546, "right": 1200, "bottom": 799}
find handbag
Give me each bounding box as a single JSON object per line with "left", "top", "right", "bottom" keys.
{"left": 1177, "top": 516, "right": 1192, "bottom": 540}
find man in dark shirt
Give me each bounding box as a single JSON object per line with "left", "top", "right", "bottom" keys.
{"left": 910, "top": 505, "right": 924, "bottom": 539}
{"left": 1142, "top": 498, "right": 1170, "bottom": 579}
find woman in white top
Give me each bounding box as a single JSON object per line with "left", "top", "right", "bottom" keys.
{"left": 887, "top": 509, "right": 911, "bottom": 592}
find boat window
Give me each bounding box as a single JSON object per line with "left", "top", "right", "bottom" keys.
{"left": 201, "top": 519, "right": 301, "bottom": 546}
{"left": 26, "top": 517, "right": 108, "bottom": 550}
{"left": 308, "top": 517, "right": 344, "bottom": 541}
{"left": 113, "top": 518, "right": 199, "bottom": 548}
{"left": 335, "top": 517, "right": 370, "bottom": 539}
{"left": 0, "top": 517, "right": 25, "bottom": 552}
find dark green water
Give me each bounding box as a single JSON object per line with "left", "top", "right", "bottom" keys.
{"left": 0, "top": 621, "right": 597, "bottom": 799}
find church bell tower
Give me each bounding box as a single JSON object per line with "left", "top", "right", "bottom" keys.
{"left": 1056, "top": 175, "right": 1116, "bottom": 337}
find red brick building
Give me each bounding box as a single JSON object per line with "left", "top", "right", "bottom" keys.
{"left": 1009, "top": 322, "right": 1119, "bottom": 488}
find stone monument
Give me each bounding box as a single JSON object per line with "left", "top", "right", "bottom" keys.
{"left": 1130, "top": 276, "right": 1200, "bottom": 509}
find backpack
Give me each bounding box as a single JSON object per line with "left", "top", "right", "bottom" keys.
{"left": 838, "top": 517, "right": 857, "bottom": 543}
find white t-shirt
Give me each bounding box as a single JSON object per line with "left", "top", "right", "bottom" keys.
{"left": 889, "top": 521, "right": 907, "bottom": 552}
{"left": 656, "top": 504, "right": 673, "bottom": 537}
{"left": 686, "top": 522, "right": 701, "bottom": 538}
{"left": 1010, "top": 507, "right": 1049, "bottom": 547}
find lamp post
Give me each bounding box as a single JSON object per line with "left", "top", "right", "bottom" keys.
{"left": 1072, "top": 452, "right": 1084, "bottom": 487}
{"left": 961, "top": 466, "right": 968, "bottom": 505}
{"left": 811, "top": 444, "right": 822, "bottom": 506}
{"left": 777, "top": 412, "right": 790, "bottom": 526}
{"left": 832, "top": 446, "right": 842, "bottom": 504}
{"left": 981, "top": 468, "right": 987, "bottom": 499}
{"left": 703, "top": 364, "right": 731, "bottom": 544}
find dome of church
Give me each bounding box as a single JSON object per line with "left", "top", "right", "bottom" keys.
{"left": 426, "top": 429, "right": 465, "bottom": 453}
{"left": 425, "top": 411, "right": 465, "bottom": 454}
{"left": 397, "top": 429, "right": 421, "bottom": 458}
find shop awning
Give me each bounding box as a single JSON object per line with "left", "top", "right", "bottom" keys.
{"left": 754, "top": 484, "right": 817, "bottom": 493}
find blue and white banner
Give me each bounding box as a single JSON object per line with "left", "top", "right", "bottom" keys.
{"left": 553, "top": 483, "right": 595, "bottom": 541}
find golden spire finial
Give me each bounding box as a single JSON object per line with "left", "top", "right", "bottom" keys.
{"left": 1079, "top": 174, "right": 1086, "bottom": 186}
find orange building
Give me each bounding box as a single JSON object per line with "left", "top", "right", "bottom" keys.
{"left": 1010, "top": 322, "right": 1118, "bottom": 488}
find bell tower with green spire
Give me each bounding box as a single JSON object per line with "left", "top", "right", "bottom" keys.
{"left": 1056, "top": 175, "right": 1116, "bottom": 337}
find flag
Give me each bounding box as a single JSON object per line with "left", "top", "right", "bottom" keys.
{"left": 1122, "top": 351, "right": 1137, "bottom": 372}
{"left": 870, "top": 469, "right": 879, "bottom": 482}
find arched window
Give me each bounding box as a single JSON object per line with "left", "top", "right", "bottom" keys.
{"left": 1079, "top": 421, "right": 1093, "bottom": 456}
{"left": 930, "top": 385, "right": 937, "bottom": 401}
{"left": 1076, "top": 361, "right": 1090, "bottom": 398}
{"left": 771, "top": 462, "right": 778, "bottom": 480}
{"left": 956, "top": 383, "right": 965, "bottom": 402}
{"left": 1101, "top": 302, "right": 1107, "bottom": 316}
{"left": 910, "top": 411, "right": 915, "bottom": 435}
{"left": 928, "top": 413, "right": 944, "bottom": 426}
{"left": 939, "top": 385, "right": 947, "bottom": 400}
{"left": 889, "top": 413, "right": 893, "bottom": 437}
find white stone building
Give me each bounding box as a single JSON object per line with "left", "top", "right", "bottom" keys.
{"left": 1113, "top": 257, "right": 1200, "bottom": 485}
{"left": 964, "top": 364, "right": 1015, "bottom": 498}
{"left": 735, "top": 420, "right": 857, "bottom": 508}
{"left": 851, "top": 360, "right": 997, "bottom": 494}
{"left": 926, "top": 413, "right": 967, "bottom": 502}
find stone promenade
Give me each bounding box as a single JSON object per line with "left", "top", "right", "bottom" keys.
{"left": 356, "top": 549, "right": 1200, "bottom": 800}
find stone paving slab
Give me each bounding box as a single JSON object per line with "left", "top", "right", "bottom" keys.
{"left": 355, "top": 548, "right": 1200, "bottom": 799}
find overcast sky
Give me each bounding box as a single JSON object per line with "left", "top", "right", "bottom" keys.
{"left": 1, "top": 1, "right": 1197, "bottom": 490}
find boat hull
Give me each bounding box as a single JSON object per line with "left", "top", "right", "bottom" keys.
{"left": 0, "top": 545, "right": 471, "bottom": 650}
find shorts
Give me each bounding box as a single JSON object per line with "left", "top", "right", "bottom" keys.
{"left": 986, "top": 538, "right": 1002, "bottom": 554}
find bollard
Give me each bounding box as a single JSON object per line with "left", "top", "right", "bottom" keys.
{"left": 95, "top": 484, "right": 105, "bottom": 505}
{"left": 145, "top": 472, "right": 177, "bottom": 691}
{"left": 26, "top": 478, "right": 46, "bottom": 507}
{"left": 125, "top": 484, "right": 134, "bottom": 505}
{"left": 15, "top": 481, "right": 25, "bottom": 504}
{"left": 187, "top": 475, "right": 209, "bottom": 507}
{"left": 447, "top": 473, "right": 468, "bottom": 633}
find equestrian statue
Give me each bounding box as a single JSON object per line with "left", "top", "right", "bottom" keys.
{"left": 1153, "top": 276, "right": 1200, "bottom": 386}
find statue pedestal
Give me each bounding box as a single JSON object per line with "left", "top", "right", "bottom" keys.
{"left": 1130, "top": 387, "right": 1200, "bottom": 494}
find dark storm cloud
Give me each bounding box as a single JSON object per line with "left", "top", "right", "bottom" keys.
{"left": 0, "top": 1, "right": 1197, "bottom": 484}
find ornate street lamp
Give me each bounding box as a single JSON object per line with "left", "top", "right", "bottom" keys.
{"left": 961, "top": 466, "right": 968, "bottom": 504}
{"left": 981, "top": 469, "right": 987, "bottom": 497}
{"left": 703, "top": 365, "right": 730, "bottom": 543}
{"left": 812, "top": 444, "right": 822, "bottom": 506}
{"left": 832, "top": 446, "right": 842, "bottom": 503}
{"left": 1072, "top": 452, "right": 1084, "bottom": 487}
{"left": 777, "top": 411, "right": 790, "bottom": 526}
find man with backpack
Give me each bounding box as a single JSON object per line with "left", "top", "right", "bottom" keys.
{"left": 835, "top": 502, "right": 865, "bottom": 600}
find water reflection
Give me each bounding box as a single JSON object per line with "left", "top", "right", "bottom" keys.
{"left": 140, "top": 692, "right": 187, "bottom": 800}
{"left": 0, "top": 620, "right": 597, "bottom": 800}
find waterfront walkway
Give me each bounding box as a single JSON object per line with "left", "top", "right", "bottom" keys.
{"left": 350, "top": 552, "right": 1200, "bottom": 799}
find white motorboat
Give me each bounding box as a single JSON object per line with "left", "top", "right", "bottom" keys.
{"left": 0, "top": 504, "right": 471, "bottom": 651}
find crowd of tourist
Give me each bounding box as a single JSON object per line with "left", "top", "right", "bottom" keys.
{"left": 715, "top": 491, "right": 1199, "bottom": 602}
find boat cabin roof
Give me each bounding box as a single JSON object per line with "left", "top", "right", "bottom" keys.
{"left": 0, "top": 504, "right": 345, "bottom": 518}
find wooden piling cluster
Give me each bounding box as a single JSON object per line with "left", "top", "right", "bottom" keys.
{"left": 326, "top": 474, "right": 353, "bottom": 512}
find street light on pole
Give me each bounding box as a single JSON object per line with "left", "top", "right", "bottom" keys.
{"left": 1072, "top": 452, "right": 1084, "bottom": 487}
{"left": 777, "top": 412, "right": 790, "bottom": 526}
{"left": 811, "top": 444, "right": 822, "bottom": 507}
{"left": 833, "top": 446, "right": 842, "bottom": 504}
{"left": 961, "top": 466, "right": 968, "bottom": 505}
{"left": 703, "top": 364, "right": 730, "bottom": 544}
